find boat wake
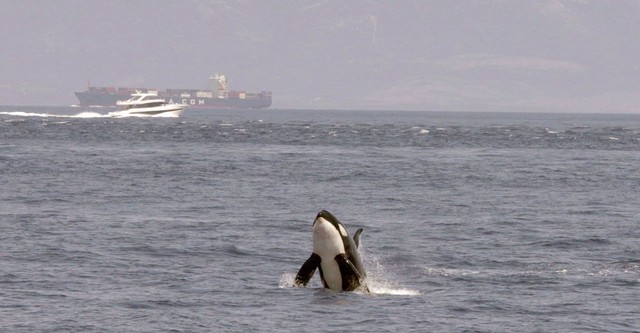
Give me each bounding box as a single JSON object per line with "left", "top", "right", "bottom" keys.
{"left": 0, "top": 111, "right": 179, "bottom": 118}
{"left": 106, "top": 112, "right": 181, "bottom": 118}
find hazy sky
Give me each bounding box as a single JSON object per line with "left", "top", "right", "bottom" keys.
{"left": 1, "top": 0, "right": 638, "bottom": 112}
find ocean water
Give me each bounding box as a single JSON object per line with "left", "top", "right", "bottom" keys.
{"left": 1, "top": 106, "right": 639, "bottom": 332}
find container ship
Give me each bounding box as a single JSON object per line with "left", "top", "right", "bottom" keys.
{"left": 75, "top": 73, "right": 271, "bottom": 109}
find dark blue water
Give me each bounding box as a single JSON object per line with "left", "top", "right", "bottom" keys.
{"left": 1, "top": 107, "right": 639, "bottom": 332}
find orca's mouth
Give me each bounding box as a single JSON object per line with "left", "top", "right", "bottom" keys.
{"left": 314, "top": 210, "right": 348, "bottom": 237}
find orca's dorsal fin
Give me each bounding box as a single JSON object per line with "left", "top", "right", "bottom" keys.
{"left": 353, "top": 228, "right": 363, "bottom": 248}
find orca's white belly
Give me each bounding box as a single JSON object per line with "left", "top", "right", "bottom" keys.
{"left": 313, "top": 216, "right": 346, "bottom": 291}
{"left": 320, "top": 261, "right": 342, "bottom": 291}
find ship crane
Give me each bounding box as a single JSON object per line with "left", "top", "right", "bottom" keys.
{"left": 209, "top": 73, "right": 228, "bottom": 90}
{"left": 209, "top": 73, "right": 229, "bottom": 99}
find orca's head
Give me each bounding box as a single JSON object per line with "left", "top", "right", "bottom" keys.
{"left": 314, "top": 210, "right": 349, "bottom": 237}
{"left": 312, "top": 210, "right": 348, "bottom": 257}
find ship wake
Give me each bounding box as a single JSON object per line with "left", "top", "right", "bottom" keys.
{"left": 0, "top": 111, "right": 179, "bottom": 118}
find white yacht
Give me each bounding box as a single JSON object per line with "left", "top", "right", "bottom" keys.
{"left": 109, "top": 92, "right": 186, "bottom": 117}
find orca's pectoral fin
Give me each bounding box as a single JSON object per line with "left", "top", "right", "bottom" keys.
{"left": 335, "top": 253, "right": 363, "bottom": 291}
{"left": 353, "top": 228, "right": 363, "bottom": 248}
{"left": 294, "top": 253, "right": 321, "bottom": 287}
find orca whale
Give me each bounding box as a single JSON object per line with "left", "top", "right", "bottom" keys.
{"left": 295, "top": 210, "right": 368, "bottom": 292}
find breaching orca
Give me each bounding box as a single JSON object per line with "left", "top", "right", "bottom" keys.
{"left": 295, "top": 210, "right": 368, "bottom": 292}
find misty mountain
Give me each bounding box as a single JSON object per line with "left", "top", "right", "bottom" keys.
{"left": 1, "top": 0, "right": 638, "bottom": 112}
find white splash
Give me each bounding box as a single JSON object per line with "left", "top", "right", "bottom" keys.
{"left": 280, "top": 255, "right": 421, "bottom": 296}
{"left": 366, "top": 280, "right": 421, "bottom": 296}
{"left": 279, "top": 272, "right": 298, "bottom": 289}
{"left": 363, "top": 253, "right": 421, "bottom": 296}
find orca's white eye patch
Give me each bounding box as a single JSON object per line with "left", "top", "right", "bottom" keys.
{"left": 338, "top": 225, "right": 347, "bottom": 237}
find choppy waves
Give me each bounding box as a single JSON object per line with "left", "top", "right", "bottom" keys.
{"left": 1, "top": 111, "right": 639, "bottom": 151}
{"left": 1, "top": 108, "right": 639, "bottom": 332}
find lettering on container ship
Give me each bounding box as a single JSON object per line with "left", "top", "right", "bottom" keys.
{"left": 168, "top": 99, "right": 205, "bottom": 105}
